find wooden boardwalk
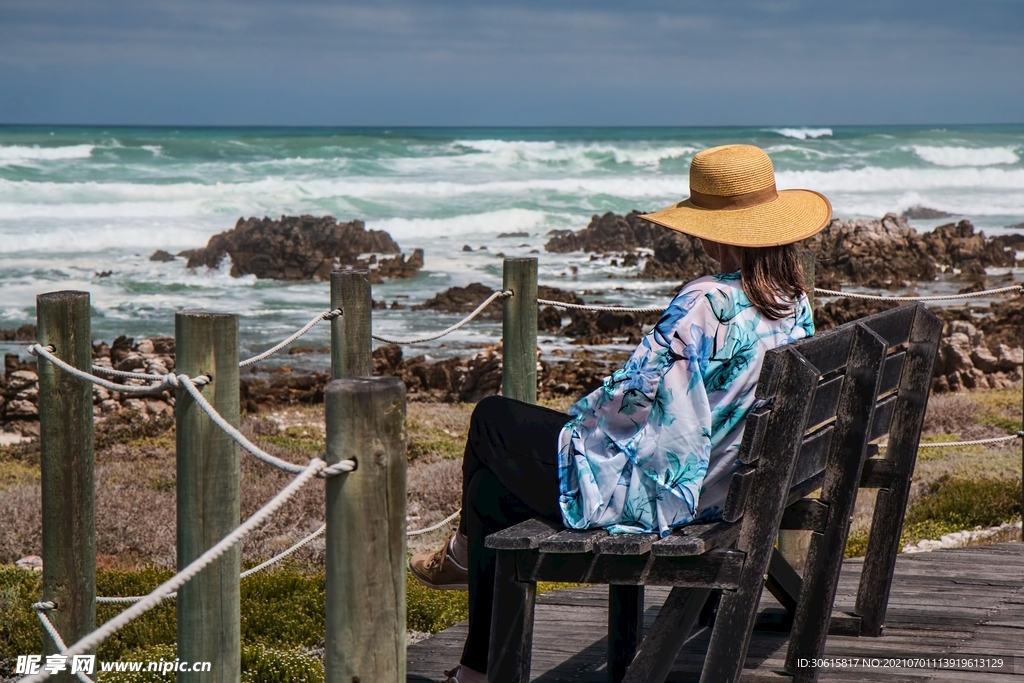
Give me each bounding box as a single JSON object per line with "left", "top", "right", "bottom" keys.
{"left": 408, "top": 542, "right": 1024, "bottom": 682}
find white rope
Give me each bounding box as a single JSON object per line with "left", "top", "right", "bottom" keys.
{"left": 176, "top": 374, "right": 354, "bottom": 477}
{"left": 91, "top": 365, "right": 170, "bottom": 382}
{"left": 814, "top": 285, "right": 1024, "bottom": 302}
{"left": 18, "top": 460, "right": 325, "bottom": 683}
{"left": 32, "top": 607, "right": 96, "bottom": 683}
{"left": 30, "top": 345, "right": 177, "bottom": 395}
{"left": 538, "top": 298, "right": 665, "bottom": 313}
{"left": 878, "top": 432, "right": 1023, "bottom": 450}
{"left": 239, "top": 309, "right": 341, "bottom": 368}
{"left": 371, "top": 291, "right": 511, "bottom": 344}
{"left": 240, "top": 524, "right": 326, "bottom": 578}
{"left": 407, "top": 508, "right": 462, "bottom": 537}
{"left": 96, "top": 524, "right": 328, "bottom": 604}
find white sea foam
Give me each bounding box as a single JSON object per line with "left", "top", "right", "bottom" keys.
{"left": 0, "top": 144, "right": 95, "bottom": 165}
{"left": 911, "top": 145, "right": 1020, "bottom": 167}
{"left": 443, "top": 139, "right": 697, "bottom": 170}
{"left": 374, "top": 208, "right": 553, "bottom": 240}
{"left": 768, "top": 128, "right": 833, "bottom": 140}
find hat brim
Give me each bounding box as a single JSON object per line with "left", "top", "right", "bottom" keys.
{"left": 640, "top": 189, "right": 832, "bottom": 247}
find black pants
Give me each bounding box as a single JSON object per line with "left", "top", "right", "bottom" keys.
{"left": 458, "top": 395, "right": 568, "bottom": 673}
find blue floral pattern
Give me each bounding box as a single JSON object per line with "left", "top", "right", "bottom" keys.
{"left": 557, "top": 272, "right": 814, "bottom": 536}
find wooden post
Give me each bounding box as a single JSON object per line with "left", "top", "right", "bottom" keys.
{"left": 331, "top": 269, "right": 373, "bottom": 380}
{"left": 777, "top": 249, "right": 821, "bottom": 572}
{"left": 175, "top": 312, "right": 240, "bottom": 683}
{"left": 502, "top": 258, "right": 538, "bottom": 404}
{"left": 325, "top": 377, "right": 407, "bottom": 683}
{"left": 37, "top": 291, "right": 95, "bottom": 674}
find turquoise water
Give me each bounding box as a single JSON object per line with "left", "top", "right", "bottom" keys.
{"left": 2, "top": 125, "right": 1023, "bottom": 360}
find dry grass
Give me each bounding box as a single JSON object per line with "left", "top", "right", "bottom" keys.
{"left": 2, "top": 384, "right": 1018, "bottom": 567}
{"left": 846, "top": 386, "right": 1023, "bottom": 543}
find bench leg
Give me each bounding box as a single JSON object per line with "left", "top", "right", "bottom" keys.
{"left": 608, "top": 585, "right": 644, "bottom": 683}
{"left": 487, "top": 550, "right": 536, "bottom": 683}
{"left": 622, "top": 587, "right": 710, "bottom": 683}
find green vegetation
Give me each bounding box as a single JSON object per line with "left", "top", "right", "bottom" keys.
{"left": 407, "top": 571, "right": 469, "bottom": 632}
{"left": 0, "top": 565, "right": 326, "bottom": 680}
{"left": 845, "top": 475, "right": 1022, "bottom": 559}
{"left": 94, "top": 412, "right": 175, "bottom": 451}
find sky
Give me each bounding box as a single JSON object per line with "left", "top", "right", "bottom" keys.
{"left": 1, "top": 0, "right": 1022, "bottom": 127}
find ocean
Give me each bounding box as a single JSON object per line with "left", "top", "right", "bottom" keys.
{"left": 2, "top": 124, "right": 1023, "bottom": 363}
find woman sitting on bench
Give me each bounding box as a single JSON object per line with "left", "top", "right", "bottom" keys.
{"left": 410, "top": 144, "right": 831, "bottom": 683}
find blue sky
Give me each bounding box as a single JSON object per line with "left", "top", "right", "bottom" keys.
{"left": 1, "top": 0, "right": 1022, "bottom": 126}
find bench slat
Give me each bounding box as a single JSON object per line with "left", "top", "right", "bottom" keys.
{"left": 737, "top": 406, "right": 771, "bottom": 465}
{"left": 538, "top": 528, "right": 607, "bottom": 553}
{"left": 779, "top": 498, "right": 829, "bottom": 532}
{"left": 806, "top": 374, "right": 845, "bottom": 430}
{"left": 722, "top": 466, "right": 756, "bottom": 523}
{"left": 651, "top": 521, "right": 740, "bottom": 557}
{"left": 595, "top": 532, "right": 659, "bottom": 556}
{"left": 860, "top": 458, "right": 894, "bottom": 489}
{"left": 860, "top": 304, "right": 917, "bottom": 349}
{"left": 868, "top": 393, "right": 897, "bottom": 442}
{"left": 790, "top": 425, "right": 834, "bottom": 490}
{"left": 484, "top": 517, "right": 562, "bottom": 550}
{"left": 879, "top": 350, "right": 906, "bottom": 396}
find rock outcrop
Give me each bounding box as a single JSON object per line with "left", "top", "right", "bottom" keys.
{"left": 1, "top": 324, "right": 36, "bottom": 342}
{"left": 184, "top": 215, "right": 423, "bottom": 282}
{"left": 546, "top": 211, "right": 718, "bottom": 283}
{"left": 546, "top": 211, "right": 1019, "bottom": 289}
{"left": 816, "top": 298, "right": 1023, "bottom": 392}
{"left": 802, "top": 215, "right": 1015, "bottom": 287}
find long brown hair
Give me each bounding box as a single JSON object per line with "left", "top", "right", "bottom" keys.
{"left": 739, "top": 244, "right": 807, "bottom": 320}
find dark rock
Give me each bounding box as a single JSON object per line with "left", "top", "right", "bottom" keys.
{"left": 497, "top": 231, "right": 529, "bottom": 238}
{"left": 901, "top": 206, "right": 954, "bottom": 220}
{"left": 149, "top": 250, "right": 176, "bottom": 262}
{"left": 95, "top": 271, "right": 113, "bottom": 278}
{"left": 562, "top": 309, "right": 662, "bottom": 345}
{"left": 414, "top": 283, "right": 584, "bottom": 325}
{"left": 0, "top": 324, "right": 36, "bottom": 342}
{"left": 545, "top": 210, "right": 719, "bottom": 283}
{"left": 807, "top": 215, "right": 1016, "bottom": 287}
{"left": 462, "top": 245, "right": 473, "bottom": 252}
{"left": 184, "top": 215, "right": 421, "bottom": 282}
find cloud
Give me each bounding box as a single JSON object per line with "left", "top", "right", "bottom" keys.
{"left": 0, "top": 0, "right": 1021, "bottom": 124}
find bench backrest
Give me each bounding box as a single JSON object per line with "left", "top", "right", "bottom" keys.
{"left": 720, "top": 303, "right": 940, "bottom": 526}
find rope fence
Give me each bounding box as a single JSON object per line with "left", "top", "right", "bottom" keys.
{"left": 19, "top": 459, "right": 326, "bottom": 683}
{"left": 813, "top": 284, "right": 1024, "bottom": 302}
{"left": 370, "top": 290, "right": 511, "bottom": 344}
{"left": 31, "top": 604, "right": 96, "bottom": 683}
{"left": 14, "top": 262, "right": 1024, "bottom": 682}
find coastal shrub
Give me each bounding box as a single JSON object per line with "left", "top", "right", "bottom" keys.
{"left": 407, "top": 571, "right": 469, "bottom": 633}
{"left": 905, "top": 475, "right": 1022, "bottom": 529}
{"left": 843, "top": 475, "right": 1022, "bottom": 558}
{"left": 0, "top": 566, "right": 43, "bottom": 678}
{"left": 94, "top": 412, "right": 175, "bottom": 450}
{"left": 94, "top": 644, "right": 323, "bottom": 683}
{"left": 0, "top": 566, "right": 327, "bottom": 674}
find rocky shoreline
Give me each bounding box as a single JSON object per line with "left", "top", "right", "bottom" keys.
{"left": 161, "top": 215, "right": 424, "bottom": 283}
{"left": 3, "top": 210, "right": 1024, "bottom": 434}
{"left": 2, "top": 292, "right": 1021, "bottom": 435}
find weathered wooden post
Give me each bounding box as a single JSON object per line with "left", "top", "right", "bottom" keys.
{"left": 325, "top": 377, "right": 407, "bottom": 683}
{"left": 778, "top": 250, "right": 818, "bottom": 571}
{"left": 331, "top": 269, "right": 373, "bottom": 380}
{"left": 37, "top": 291, "right": 96, "bottom": 674}
{"left": 175, "top": 312, "right": 240, "bottom": 683}
{"left": 501, "top": 257, "right": 538, "bottom": 404}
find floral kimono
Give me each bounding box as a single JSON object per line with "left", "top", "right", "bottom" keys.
{"left": 557, "top": 271, "right": 814, "bottom": 536}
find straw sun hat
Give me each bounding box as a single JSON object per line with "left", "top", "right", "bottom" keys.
{"left": 641, "top": 144, "right": 832, "bottom": 247}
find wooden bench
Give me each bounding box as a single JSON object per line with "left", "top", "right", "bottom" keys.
{"left": 484, "top": 303, "right": 942, "bottom": 683}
